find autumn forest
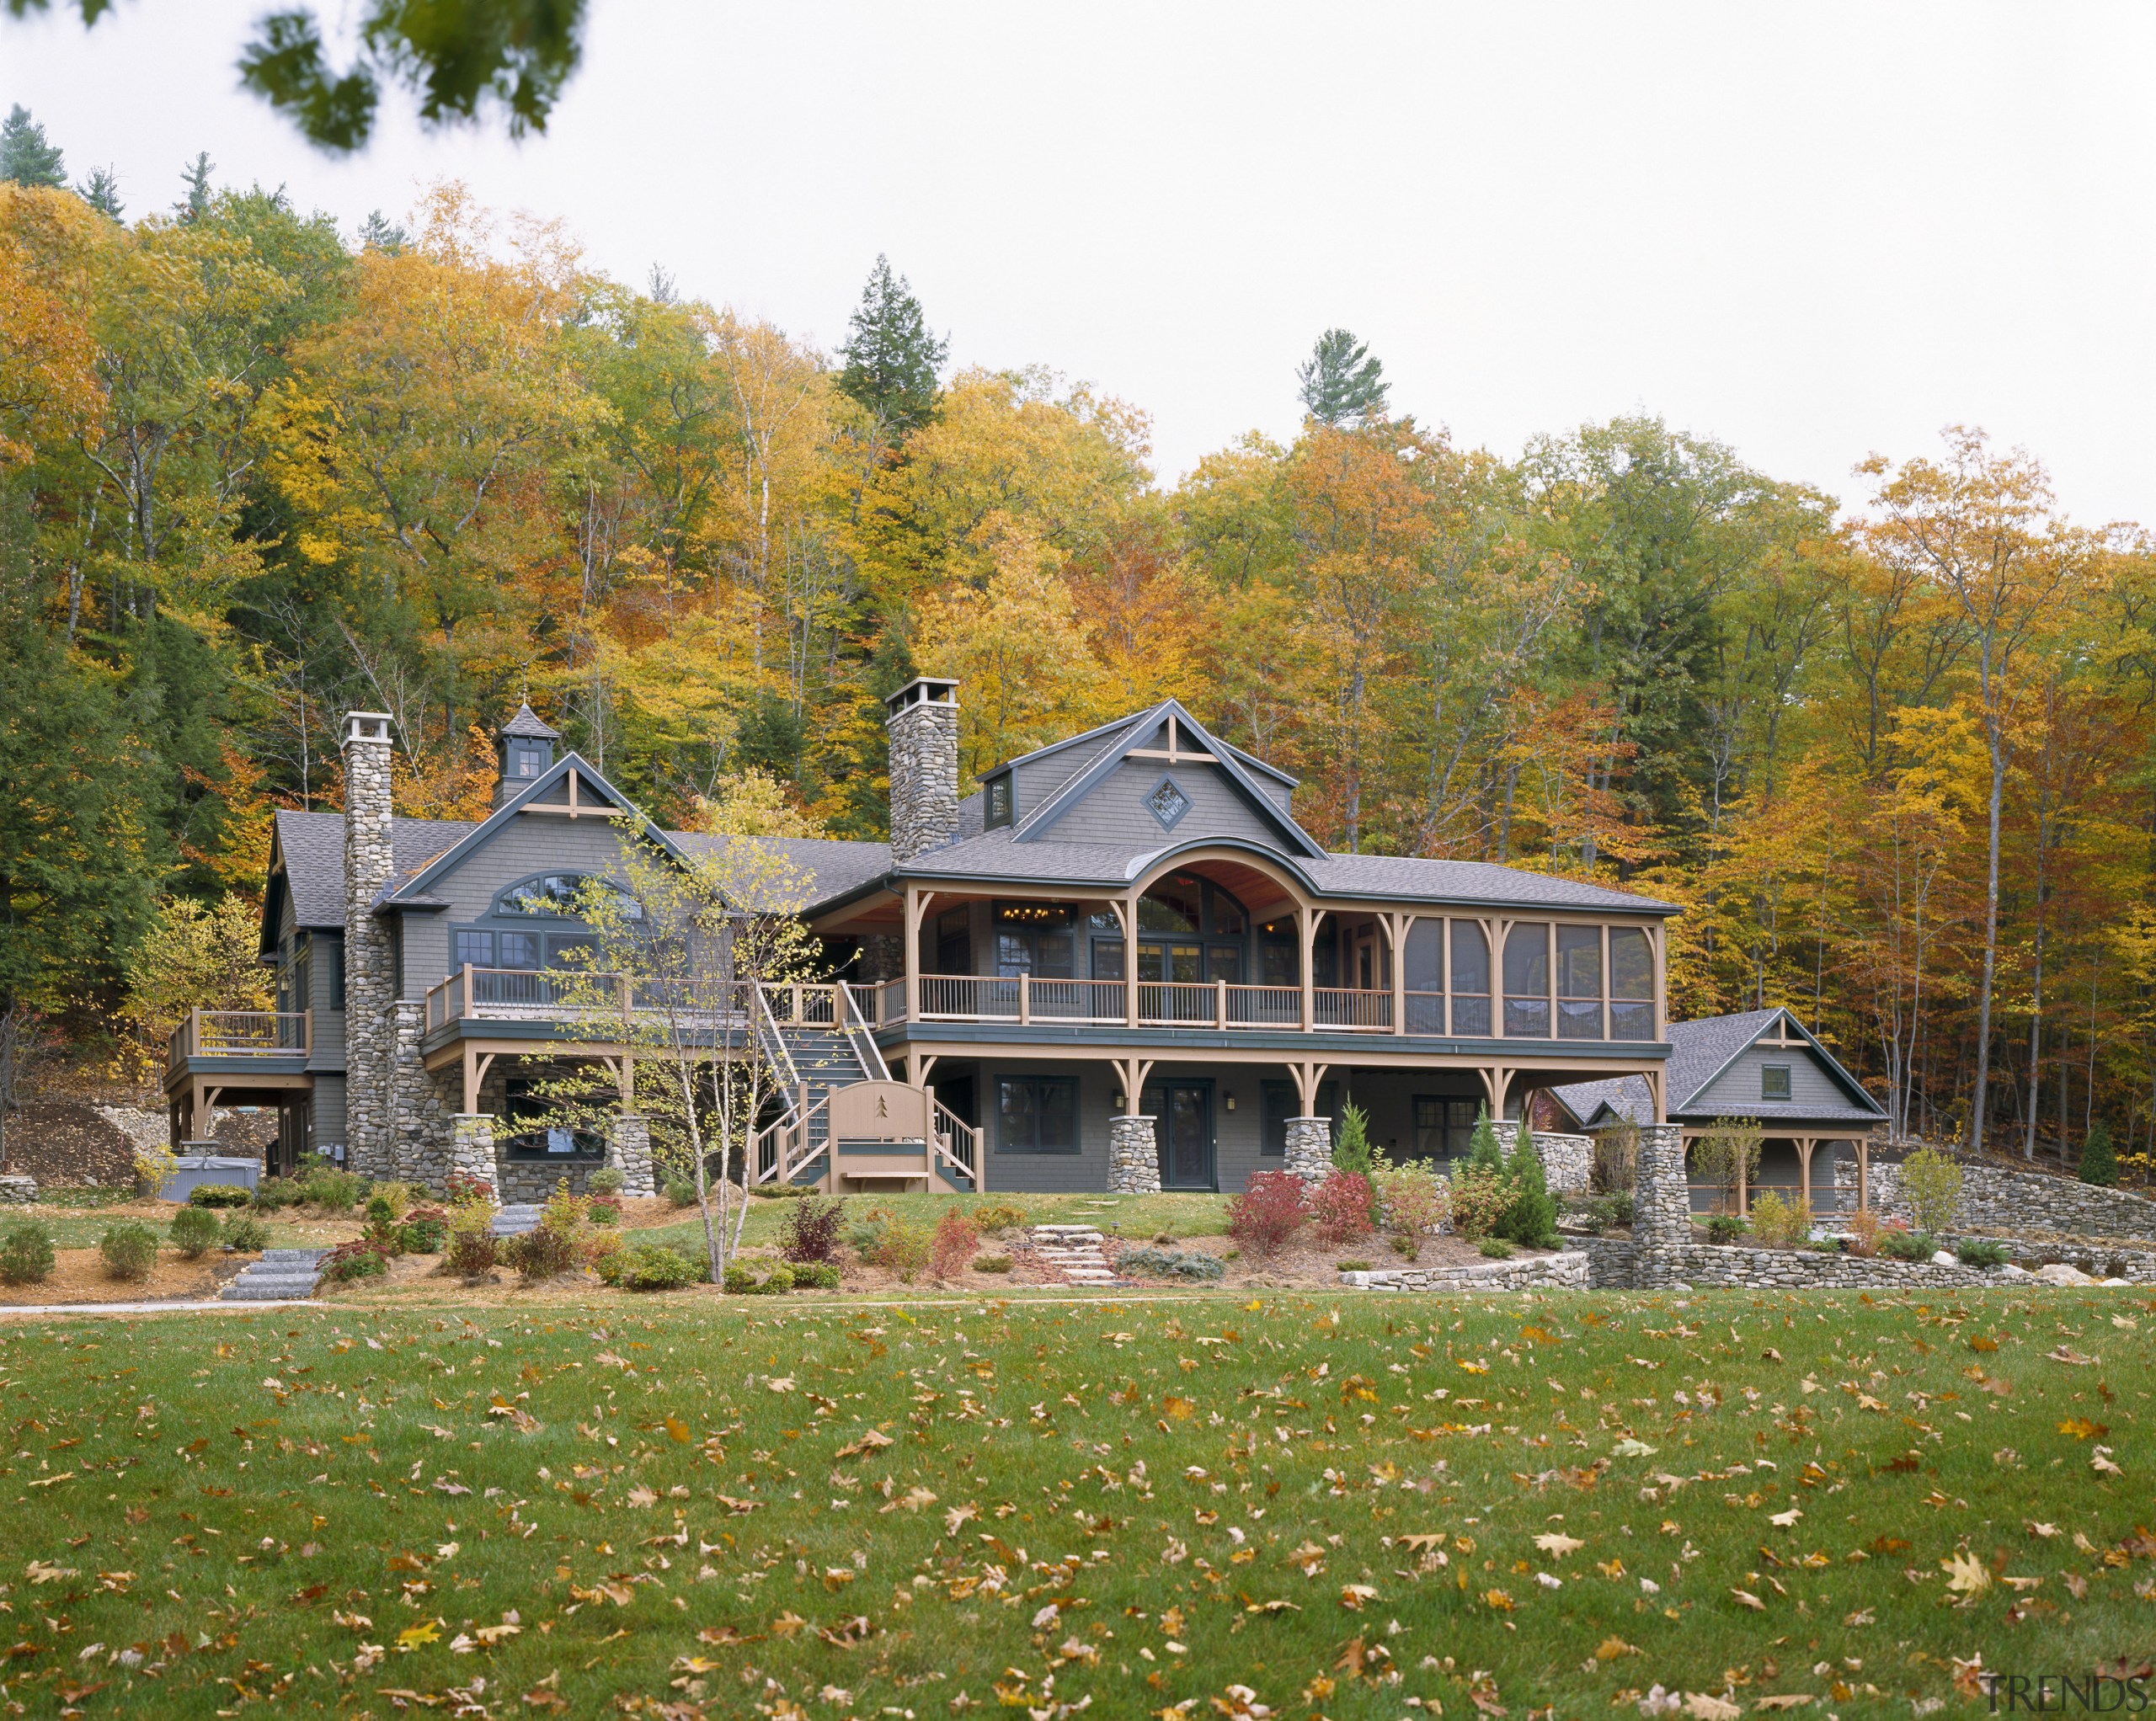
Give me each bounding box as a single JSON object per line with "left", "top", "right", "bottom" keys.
{"left": 3, "top": 152, "right": 2153, "bottom": 1164}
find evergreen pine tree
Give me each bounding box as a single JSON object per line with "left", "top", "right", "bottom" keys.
{"left": 1499, "top": 1118, "right": 1560, "bottom": 1247}
{"left": 357, "top": 209, "right": 407, "bottom": 253}
{"left": 837, "top": 255, "right": 947, "bottom": 436}
{"left": 1331, "top": 1100, "right": 1374, "bottom": 1176}
{"left": 2078, "top": 1120, "right": 2118, "bottom": 1188}
{"left": 1296, "top": 328, "right": 1389, "bottom": 424}
{"left": 1466, "top": 1106, "right": 1505, "bottom": 1172}
{"left": 0, "top": 106, "right": 66, "bottom": 189}
{"left": 77, "top": 166, "right": 123, "bottom": 221}
{"left": 175, "top": 152, "right": 215, "bottom": 221}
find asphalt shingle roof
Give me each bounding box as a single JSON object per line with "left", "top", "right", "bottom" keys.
{"left": 1549, "top": 1009, "right": 1886, "bottom": 1126}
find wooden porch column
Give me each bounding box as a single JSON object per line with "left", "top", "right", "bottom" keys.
{"left": 1795, "top": 1137, "right": 1816, "bottom": 1213}
{"left": 1381, "top": 911, "right": 1409, "bottom": 1036}
{"left": 1478, "top": 1066, "right": 1512, "bottom": 1121}
{"left": 1289, "top": 1059, "right": 1330, "bottom": 1116}
{"left": 1123, "top": 891, "right": 1140, "bottom": 1028}
{"left": 462, "top": 1046, "right": 479, "bottom": 1115}
{"left": 1736, "top": 1140, "right": 1748, "bottom": 1217}
{"left": 1111, "top": 1056, "right": 1156, "bottom": 1113}
{"left": 1857, "top": 1137, "right": 1870, "bottom": 1214}
{"left": 1298, "top": 905, "right": 1317, "bottom": 1031}
{"left": 902, "top": 886, "right": 929, "bottom": 1023}
{"left": 191, "top": 1082, "right": 220, "bottom": 1143}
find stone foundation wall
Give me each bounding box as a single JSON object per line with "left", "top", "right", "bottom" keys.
{"left": 389, "top": 1004, "right": 453, "bottom": 1188}
{"left": 1283, "top": 1116, "right": 1331, "bottom": 1182}
{"left": 1838, "top": 1160, "right": 2156, "bottom": 1240}
{"left": 494, "top": 1157, "right": 606, "bottom": 1204}
{"left": 1530, "top": 1131, "right": 1593, "bottom": 1196}
{"left": 1341, "top": 1249, "right": 1589, "bottom": 1292}
{"left": 1631, "top": 1124, "right": 1690, "bottom": 1287}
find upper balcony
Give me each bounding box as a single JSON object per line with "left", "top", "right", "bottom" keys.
{"left": 165, "top": 1009, "right": 312, "bottom": 1084}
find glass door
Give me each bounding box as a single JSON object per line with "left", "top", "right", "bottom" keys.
{"left": 1148, "top": 1082, "right": 1215, "bottom": 1188}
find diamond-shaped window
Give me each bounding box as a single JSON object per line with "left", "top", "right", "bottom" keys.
{"left": 1145, "top": 776, "right": 1192, "bottom": 830}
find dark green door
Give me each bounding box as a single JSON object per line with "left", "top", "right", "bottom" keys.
{"left": 1154, "top": 1083, "right": 1214, "bottom": 1189}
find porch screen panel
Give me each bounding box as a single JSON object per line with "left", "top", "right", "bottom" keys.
{"left": 1449, "top": 921, "right": 1491, "bottom": 1035}
{"left": 1556, "top": 925, "right": 1604, "bottom": 1040}
{"left": 1403, "top": 918, "right": 1444, "bottom": 1032}
{"left": 1503, "top": 923, "right": 1550, "bottom": 1037}
{"left": 1609, "top": 928, "right": 1655, "bottom": 1039}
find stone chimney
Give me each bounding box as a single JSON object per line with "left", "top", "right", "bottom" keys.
{"left": 494, "top": 702, "right": 560, "bottom": 809}
{"left": 340, "top": 711, "right": 396, "bottom": 1177}
{"left": 885, "top": 676, "right": 960, "bottom": 862}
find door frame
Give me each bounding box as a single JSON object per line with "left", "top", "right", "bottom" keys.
{"left": 1145, "top": 1076, "right": 1217, "bottom": 1191}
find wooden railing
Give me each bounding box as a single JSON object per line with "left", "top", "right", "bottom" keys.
{"left": 168, "top": 1009, "right": 311, "bottom": 1074}
{"left": 424, "top": 967, "right": 757, "bottom": 1032}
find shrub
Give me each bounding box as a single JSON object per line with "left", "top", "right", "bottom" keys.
{"left": 586, "top": 1197, "right": 622, "bottom": 1228}
{"left": 169, "top": 1205, "right": 222, "bottom": 1259}
{"left": 188, "top": 1183, "right": 253, "bottom": 1210}
{"left": 1331, "top": 1101, "right": 1375, "bottom": 1177}
{"left": 1307, "top": 1170, "right": 1374, "bottom": 1245}
{"left": 928, "top": 1209, "right": 977, "bottom": 1280}
{"left": 621, "top": 1244, "right": 696, "bottom": 1291}
{"left": 664, "top": 1179, "right": 700, "bottom": 1209}
{"left": 221, "top": 1213, "right": 269, "bottom": 1253}
{"left": 971, "top": 1254, "right": 1014, "bottom": 1274}
{"left": 99, "top": 1221, "right": 158, "bottom": 1281}
{"left": 1899, "top": 1147, "right": 1964, "bottom": 1233}
{"left": 1690, "top": 1118, "right": 1764, "bottom": 1213}
{"left": 590, "top": 1231, "right": 627, "bottom": 1285}
{"left": 445, "top": 1207, "right": 499, "bottom": 1277}
{"left": 791, "top": 1260, "right": 841, "bottom": 1289}
{"left": 321, "top": 1239, "right": 389, "bottom": 1283}
{"left": 1371, "top": 1160, "right": 1448, "bottom": 1260}
{"left": 445, "top": 1170, "right": 495, "bottom": 1207}
{"left": 1956, "top": 1238, "right": 2009, "bottom": 1268}
{"left": 1334, "top": 1258, "right": 1373, "bottom": 1273}
{"left": 1705, "top": 1212, "right": 1748, "bottom": 1244}
{"left": 364, "top": 1193, "right": 396, "bottom": 1228}
{"left": 0, "top": 1219, "right": 55, "bottom": 1286}
{"left": 760, "top": 1264, "right": 797, "bottom": 1295}
{"left": 504, "top": 1184, "right": 585, "bottom": 1281}
{"left": 846, "top": 1206, "right": 929, "bottom": 1279}
{"left": 1497, "top": 1123, "right": 1560, "bottom": 1248}
{"left": 1446, "top": 1164, "right": 1512, "bottom": 1242}
{"left": 1748, "top": 1190, "right": 1812, "bottom": 1249}
{"left": 301, "top": 1165, "right": 366, "bottom": 1212}
{"left": 587, "top": 1166, "right": 627, "bottom": 1196}
{"left": 1227, "top": 1170, "right": 1306, "bottom": 1258}
{"left": 1879, "top": 1226, "right": 1933, "bottom": 1262}
{"left": 1118, "top": 1246, "right": 1225, "bottom": 1281}
{"left": 1592, "top": 1120, "right": 1639, "bottom": 1194}
{"left": 753, "top": 1182, "right": 818, "bottom": 1198}
{"left": 973, "top": 1202, "right": 1030, "bottom": 1235}
{"left": 2078, "top": 1121, "right": 2118, "bottom": 1189}
{"left": 1478, "top": 1237, "right": 1514, "bottom": 1259}
{"left": 251, "top": 1177, "right": 302, "bottom": 1211}
{"left": 1848, "top": 1207, "right": 1881, "bottom": 1257}
{"left": 777, "top": 1195, "right": 845, "bottom": 1265}
{"left": 721, "top": 1261, "right": 758, "bottom": 1294}
{"left": 398, "top": 1210, "right": 448, "bottom": 1254}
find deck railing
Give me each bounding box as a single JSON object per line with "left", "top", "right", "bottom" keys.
{"left": 168, "top": 1009, "right": 312, "bottom": 1073}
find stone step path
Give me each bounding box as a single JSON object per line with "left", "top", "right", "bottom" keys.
{"left": 220, "top": 1248, "right": 328, "bottom": 1303}
{"left": 1030, "top": 1224, "right": 1118, "bottom": 1287}
{"left": 493, "top": 1204, "right": 542, "bottom": 1237}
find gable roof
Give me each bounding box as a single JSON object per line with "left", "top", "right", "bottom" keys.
{"left": 1003, "top": 699, "right": 1326, "bottom": 857}
{"left": 1548, "top": 1006, "right": 1886, "bottom": 1127}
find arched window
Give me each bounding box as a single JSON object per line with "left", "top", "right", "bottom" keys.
{"left": 493, "top": 874, "right": 643, "bottom": 921}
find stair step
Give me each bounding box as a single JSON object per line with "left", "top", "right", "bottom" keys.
{"left": 223, "top": 1281, "right": 316, "bottom": 1301}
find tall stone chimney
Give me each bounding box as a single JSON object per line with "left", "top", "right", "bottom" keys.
{"left": 885, "top": 676, "right": 960, "bottom": 863}
{"left": 340, "top": 711, "right": 397, "bottom": 1177}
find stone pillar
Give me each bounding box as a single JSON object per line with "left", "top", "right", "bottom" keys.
{"left": 340, "top": 711, "right": 398, "bottom": 1180}
{"left": 606, "top": 1113, "right": 659, "bottom": 1197}
{"left": 1283, "top": 1116, "right": 1332, "bottom": 1182}
{"left": 857, "top": 933, "right": 905, "bottom": 985}
{"left": 1529, "top": 1131, "right": 1593, "bottom": 1196}
{"left": 389, "top": 1004, "right": 453, "bottom": 1188}
{"left": 1632, "top": 1122, "right": 1691, "bottom": 1288}
{"left": 450, "top": 1115, "right": 497, "bottom": 1194}
{"left": 1107, "top": 1114, "right": 1161, "bottom": 1193}
{"left": 885, "top": 678, "right": 960, "bottom": 864}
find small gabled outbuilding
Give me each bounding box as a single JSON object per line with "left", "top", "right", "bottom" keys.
{"left": 1548, "top": 1005, "right": 1887, "bottom": 1214}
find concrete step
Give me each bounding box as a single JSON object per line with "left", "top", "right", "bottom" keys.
{"left": 493, "top": 1204, "right": 542, "bottom": 1237}
{"left": 223, "top": 1281, "right": 316, "bottom": 1302}
{"left": 261, "top": 1248, "right": 328, "bottom": 1263}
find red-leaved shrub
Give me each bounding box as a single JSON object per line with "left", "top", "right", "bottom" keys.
{"left": 930, "top": 1208, "right": 978, "bottom": 1281}
{"left": 1307, "top": 1170, "right": 1374, "bottom": 1245}
{"left": 1228, "top": 1170, "right": 1307, "bottom": 1257}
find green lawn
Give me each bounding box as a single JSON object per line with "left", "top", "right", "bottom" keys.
{"left": 0, "top": 1287, "right": 2148, "bottom": 1717}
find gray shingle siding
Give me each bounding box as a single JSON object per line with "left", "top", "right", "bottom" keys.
{"left": 1049, "top": 757, "right": 1280, "bottom": 848}
{"left": 1693, "top": 1046, "right": 1872, "bottom": 1119}
{"left": 312, "top": 1073, "right": 346, "bottom": 1148}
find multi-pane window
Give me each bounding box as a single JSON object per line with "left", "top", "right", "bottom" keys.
{"left": 1257, "top": 918, "right": 1299, "bottom": 986}
{"left": 1413, "top": 1096, "right": 1481, "bottom": 1160}
{"left": 993, "top": 902, "right": 1073, "bottom": 977}
{"left": 1761, "top": 1064, "right": 1792, "bottom": 1102}
{"left": 985, "top": 775, "right": 1014, "bottom": 829}
{"left": 997, "top": 1076, "right": 1080, "bottom": 1154}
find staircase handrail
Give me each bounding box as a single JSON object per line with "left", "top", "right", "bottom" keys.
{"left": 931, "top": 1099, "right": 983, "bottom": 1188}
{"left": 838, "top": 983, "right": 891, "bottom": 1082}
{"left": 752, "top": 983, "right": 803, "bottom": 1100}
{"left": 751, "top": 1086, "right": 834, "bottom": 1186}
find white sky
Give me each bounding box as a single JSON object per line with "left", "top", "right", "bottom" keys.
{"left": 8, "top": 1, "right": 2155, "bottom": 525}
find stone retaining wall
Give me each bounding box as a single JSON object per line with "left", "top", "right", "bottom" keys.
{"left": 1840, "top": 1160, "right": 2156, "bottom": 1240}
{"left": 1530, "top": 1131, "right": 1593, "bottom": 1196}
{"left": 1340, "top": 1249, "right": 1589, "bottom": 1292}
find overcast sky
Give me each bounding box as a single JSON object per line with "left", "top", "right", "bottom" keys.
{"left": 8, "top": 1, "right": 2154, "bottom": 525}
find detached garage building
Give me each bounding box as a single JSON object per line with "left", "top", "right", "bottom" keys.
{"left": 1549, "top": 1006, "right": 1887, "bottom": 1214}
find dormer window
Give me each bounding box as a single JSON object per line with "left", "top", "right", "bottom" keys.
{"left": 985, "top": 774, "right": 1014, "bottom": 829}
